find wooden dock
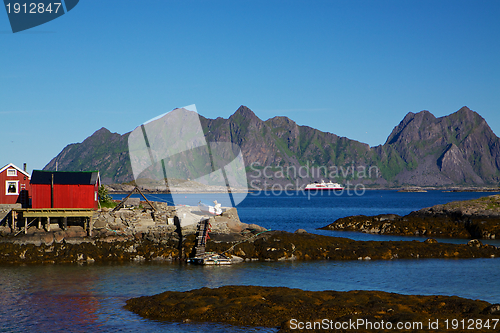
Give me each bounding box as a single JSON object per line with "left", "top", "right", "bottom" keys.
{"left": 12, "top": 208, "right": 95, "bottom": 236}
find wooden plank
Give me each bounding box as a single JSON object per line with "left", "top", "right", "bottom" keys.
{"left": 20, "top": 209, "right": 94, "bottom": 218}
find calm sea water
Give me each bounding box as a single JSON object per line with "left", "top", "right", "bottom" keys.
{"left": 1, "top": 190, "right": 499, "bottom": 332}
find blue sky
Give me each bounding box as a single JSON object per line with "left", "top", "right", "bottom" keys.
{"left": 1, "top": 0, "right": 500, "bottom": 173}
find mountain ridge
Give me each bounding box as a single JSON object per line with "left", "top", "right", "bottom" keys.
{"left": 44, "top": 106, "right": 500, "bottom": 187}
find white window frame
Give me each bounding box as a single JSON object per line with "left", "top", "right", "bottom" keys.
{"left": 7, "top": 169, "right": 17, "bottom": 177}
{"left": 5, "top": 180, "right": 19, "bottom": 195}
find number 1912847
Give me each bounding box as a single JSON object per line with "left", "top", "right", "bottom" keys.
{"left": 5, "top": 2, "right": 62, "bottom": 14}
{"left": 444, "top": 319, "right": 498, "bottom": 330}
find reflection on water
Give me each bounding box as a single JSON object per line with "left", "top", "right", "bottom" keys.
{"left": 0, "top": 263, "right": 276, "bottom": 333}
{"left": 1, "top": 259, "right": 499, "bottom": 332}
{"left": 3, "top": 191, "right": 500, "bottom": 331}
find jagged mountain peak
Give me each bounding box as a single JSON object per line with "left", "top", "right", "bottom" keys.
{"left": 94, "top": 127, "right": 112, "bottom": 134}
{"left": 265, "top": 115, "right": 298, "bottom": 128}
{"left": 400, "top": 110, "right": 436, "bottom": 123}
{"left": 444, "top": 106, "right": 487, "bottom": 128}
{"left": 232, "top": 105, "right": 258, "bottom": 118}
{"left": 44, "top": 105, "right": 500, "bottom": 186}
{"left": 385, "top": 110, "right": 437, "bottom": 145}
{"left": 385, "top": 107, "right": 491, "bottom": 146}
{"left": 228, "top": 106, "right": 262, "bottom": 130}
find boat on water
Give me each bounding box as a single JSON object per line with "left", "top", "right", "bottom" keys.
{"left": 198, "top": 200, "right": 223, "bottom": 215}
{"left": 187, "top": 252, "right": 232, "bottom": 265}
{"left": 304, "top": 180, "right": 344, "bottom": 191}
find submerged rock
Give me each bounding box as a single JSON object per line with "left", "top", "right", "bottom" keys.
{"left": 125, "top": 285, "right": 500, "bottom": 332}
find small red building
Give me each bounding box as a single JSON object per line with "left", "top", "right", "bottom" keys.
{"left": 30, "top": 170, "right": 100, "bottom": 210}
{"left": 0, "top": 163, "right": 31, "bottom": 207}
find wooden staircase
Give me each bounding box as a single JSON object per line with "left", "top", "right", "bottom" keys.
{"left": 194, "top": 218, "right": 211, "bottom": 257}
{"left": 188, "top": 218, "right": 231, "bottom": 265}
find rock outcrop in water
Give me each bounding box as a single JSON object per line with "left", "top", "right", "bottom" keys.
{"left": 1, "top": 228, "right": 499, "bottom": 265}
{"left": 1, "top": 201, "right": 499, "bottom": 264}
{"left": 125, "top": 285, "right": 500, "bottom": 332}
{"left": 0, "top": 203, "right": 265, "bottom": 264}
{"left": 320, "top": 195, "right": 500, "bottom": 239}
{"left": 207, "top": 230, "right": 500, "bottom": 261}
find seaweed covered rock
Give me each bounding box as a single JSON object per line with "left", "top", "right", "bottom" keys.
{"left": 1, "top": 229, "right": 499, "bottom": 264}
{"left": 207, "top": 230, "right": 500, "bottom": 261}
{"left": 320, "top": 195, "right": 500, "bottom": 239}
{"left": 0, "top": 239, "right": 180, "bottom": 264}
{"left": 125, "top": 285, "right": 500, "bottom": 332}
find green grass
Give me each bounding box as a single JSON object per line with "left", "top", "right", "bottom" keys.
{"left": 100, "top": 201, "right": 117, "bottom": 209}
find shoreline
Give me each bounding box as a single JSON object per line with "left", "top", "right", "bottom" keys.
{"left": 2, "top": 195, "right": 500, "bottom": 265}
{"left": 0, "top": 228, "right": 499, "bottom": 265}
{"left": 105, "top": 184, "right": 500, "bottom": 194}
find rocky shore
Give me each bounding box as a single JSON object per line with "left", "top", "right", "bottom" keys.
{"left": 3, "top": 228, "right": 498, "bottom": 265}
{"left": 1, "top": 228, "right": 499, "bottom": 265}
{"left": 207, "top": 230, "right": 500, "bottom": 261}
{"left": 0, "top": 202, "right": 266, "bottom": 264}
{"left": 125, "top": 285, "right": 500, "bottom": 332}
{"left": 320, "top": 195, "right": 500, "bottom": 239}
{"left": 1, "top": 200, "right": 500, "bottom": 264}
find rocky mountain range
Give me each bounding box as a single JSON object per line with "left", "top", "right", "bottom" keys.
{"left": 44, "top": 106, "right": 500, "bottom": 187}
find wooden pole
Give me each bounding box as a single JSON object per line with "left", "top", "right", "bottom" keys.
{"left": 11, "top": 210, "right": 15, "bottom": 232}
{"left": 24, "top": 217, "right": 27, "bottom": 234}
{"left": 88, "top": 217, "right": 93, "bottom": 237}
{"left": 135, "top": 186, "right": 157, "bottom": 211}
{"left": 112, "top": 186, "right": 157, "bottom": 212}
{"left": 47, "top": 217, "right": 51, "bottom": 232}
{"left": 63, "top": 216, "right": 68, "bottom": 230}
{"left": 38, "top": 217, "right": 41, "bottom": 229}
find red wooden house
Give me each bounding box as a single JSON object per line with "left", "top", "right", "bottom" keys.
{"left": 0, "top": 163, "right": 31, "bottom": 207}
{"left": 30, "top": 170, "right": 100, "bottom": 210}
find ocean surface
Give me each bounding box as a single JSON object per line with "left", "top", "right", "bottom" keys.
{"left": 1, "top": 190, "right": 499, "bottom": 332}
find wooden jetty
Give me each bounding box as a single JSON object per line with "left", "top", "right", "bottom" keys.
{"left": 188, "top": 218, "right": 231, "bottom": 265}
{"left": 10, "top": 208, "right": 95, "bottom": 236}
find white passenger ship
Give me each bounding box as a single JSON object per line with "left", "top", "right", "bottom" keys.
{"left": 304, "top": 180, "right": 344, "bottom": 191}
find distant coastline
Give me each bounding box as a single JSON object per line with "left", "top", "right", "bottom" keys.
{"left": 104, "top": 184, "right": 500, "bottom": 194}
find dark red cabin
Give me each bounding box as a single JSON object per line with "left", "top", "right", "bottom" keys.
{"left": 0, "top": 163, "right": 31, "bottom": 207}
{"left": 30, "top": 170, "right": 100, "bottom": 210}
